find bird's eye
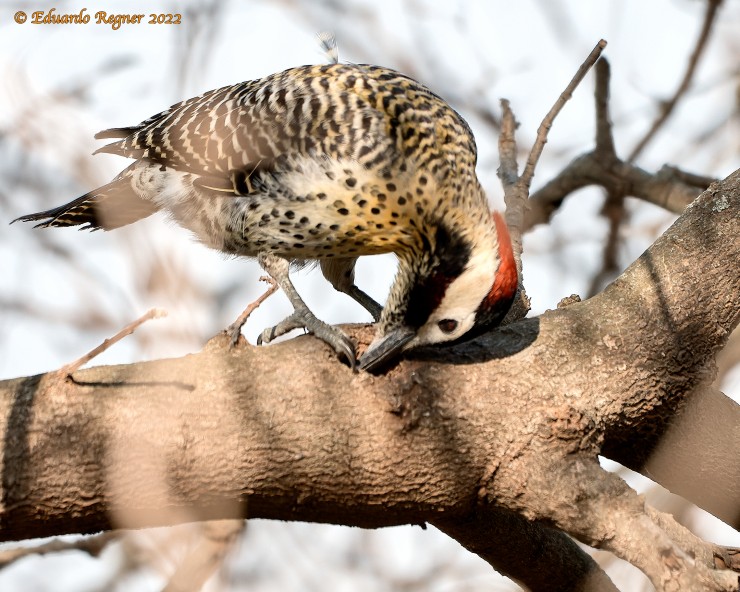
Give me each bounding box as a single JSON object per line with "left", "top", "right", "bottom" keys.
{"left": 437, "top": 319, "right": 458, "bottom": 334}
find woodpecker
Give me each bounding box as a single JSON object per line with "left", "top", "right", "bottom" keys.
{"left": 12, "top": 63, "right": 518, "bottom": 371}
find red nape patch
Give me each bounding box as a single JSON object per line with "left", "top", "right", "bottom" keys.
{"left": 486, "top": 212, "right": 518, "bottom": 307}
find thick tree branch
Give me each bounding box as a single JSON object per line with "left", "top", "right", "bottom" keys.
{"left": 0, "top": 169, "right": 738, "bottom": 590}
{"left": 434, "top": 508, "right": 619, "bottom": 592}
{"left": 606, "top": 386, "right": 740, "bottom": 529}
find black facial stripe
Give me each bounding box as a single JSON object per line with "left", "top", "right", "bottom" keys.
{"left": 403, "top": 223, "right": 471, "bottom": 329}
{"left": 433, "top": 223, "right": 469, "bottom": 278}
{"left": 473, "top": 294, "right": 514, "bottom": 331}
{"left": 404, "top": 274, "right": 449, "bottom": 329}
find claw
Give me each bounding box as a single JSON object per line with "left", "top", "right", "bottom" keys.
{"left": 256, "top": 253, "right": 357, "bottom": 368}
{"left": 257, "top": 309, "right": 357, "bottom": 369}
{"left": 307, "top": 321, "right": 357, "bottom": 370}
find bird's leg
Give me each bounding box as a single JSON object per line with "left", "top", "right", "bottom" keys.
{"left": 347, "top": 285, "right": 383, "bottom": 322}
{"left": 257, "top": 252, "right": 357, "bottom": 368}
{"left": 319, "top": 258, "right": 383, "bottom": 322}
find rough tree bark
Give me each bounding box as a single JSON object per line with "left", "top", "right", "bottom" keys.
{"left": 1, "top": 171, "right": 739, "bottom": 590}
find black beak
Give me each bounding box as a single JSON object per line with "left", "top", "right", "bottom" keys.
{"left": 359, "top": 326, "right": 416, "bottom": 373}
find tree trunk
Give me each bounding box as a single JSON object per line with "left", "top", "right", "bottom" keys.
{"left": 1, "top": 169, "right": 739, "bottom": 591}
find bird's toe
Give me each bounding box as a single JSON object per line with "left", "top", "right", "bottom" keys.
{"left": 257, "top": 309, "right": 356, "bottom": 369}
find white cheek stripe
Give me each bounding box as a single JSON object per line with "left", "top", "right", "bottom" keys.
{"left": 412, "top": 246, "right": 496, "bottom": 346}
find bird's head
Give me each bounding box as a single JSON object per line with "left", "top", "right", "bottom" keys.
{"left": 359, "top": 211, "right": 518, "bottom": 372}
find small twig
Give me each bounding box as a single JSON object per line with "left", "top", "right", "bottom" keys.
{"left": 587, "top": 192, "right": 624, "bottom": 297}
{"left": 161, "top": 520, "right": 245, "bottom": 592}
{"left": 524, "top": 56, "right": 712, "bottom": 232}
{"left": 589, "top": 55, "right": 626, "bottom": 298}
{"left": 656, "top": 165, "right": 717, "bottom": 189}
{"left": 225, "top": 276, "right": 279, "bottom": 346}
{"left": 496, "top": 41, "right": 606, "bottom": 323}
{"left": 497, "top": 99, "right": 526, "bottom": 275}
{"left": 593, "top": 58, "right": 617, "bottom": 161}
{"left": 591, "top": 57, "right": 628, "bottom": 295}
{"left": 627, "top": 0, "right": 723, "bottom": 162}
{"left": 520, "top": 39, "right": 608, "bottom": 191}
{"left": 496, "top": 100, "right": 530, "bottom": 324}
{"left": 60, "top": 308, "right": 168, "bottom": 377}
{"left": 497, "top": 99, "right": 520, "bottom": 195}
{"left": 0, "top": 530, "right": 120, "bottom": 569}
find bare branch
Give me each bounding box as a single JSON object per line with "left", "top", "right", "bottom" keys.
{"left": 497, "top": 99, "right": 520, "bottom": 195}
{"left": 496, "top": 100, "right": 530, "bottom": 324}
{"left": 593, "top": 58, "right": 616, "bottom": 160}
{"left": 0, "top": 531, "right": 119, "bottom": 569}
{"left": 520, "top": 39, "right": 607, "bottom": 191}
{"left": 221, "top": 276, "right": 278, "bottom": 347}
{"left": 628, "top": 0, "right": 724, "bottom": 162}
{"left": 497, "top": 99, "right": 525, "bottom": 266}
{"left": 586, "top": 190, "right": 624, "bottom": 297}
{"left": 162, "top": 520, "right": 245, "bottom": 592}
{"left": 524, "top": 156, "right": 706, "bottom": 231}
{"left": 524, "top": 57, "right": 712, "bottom": 232}
{"left": 646, "top": 507, "right": 740, "bottom": 574}
{"left": 497, "top": 41, "right": 606, "bottom": 322}
{"left": 657, "top": 164, "right": 718, "bottom": 189}
{"left": 60, "top": 308, "right": 167, "bottom": 377}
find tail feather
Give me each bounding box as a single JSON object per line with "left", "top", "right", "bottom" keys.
{"left": 12, "top": 170, "right": 158, "bottom": 231}
{"left": 93, "top": 126, "right": 147, "bottom": 159}
{"left": 92, "top": 142, "right": 144, "bottom": 159}
{"left": 94, "top": 126, "right": 141, "bottom": 140}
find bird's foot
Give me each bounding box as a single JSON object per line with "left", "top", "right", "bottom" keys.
{"left": 257, "top": 308, "right": 357, "bottom": 369}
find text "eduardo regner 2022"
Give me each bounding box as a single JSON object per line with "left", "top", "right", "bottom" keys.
{"left": 29, "top": 8, "right": 182, "bottom": 29}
